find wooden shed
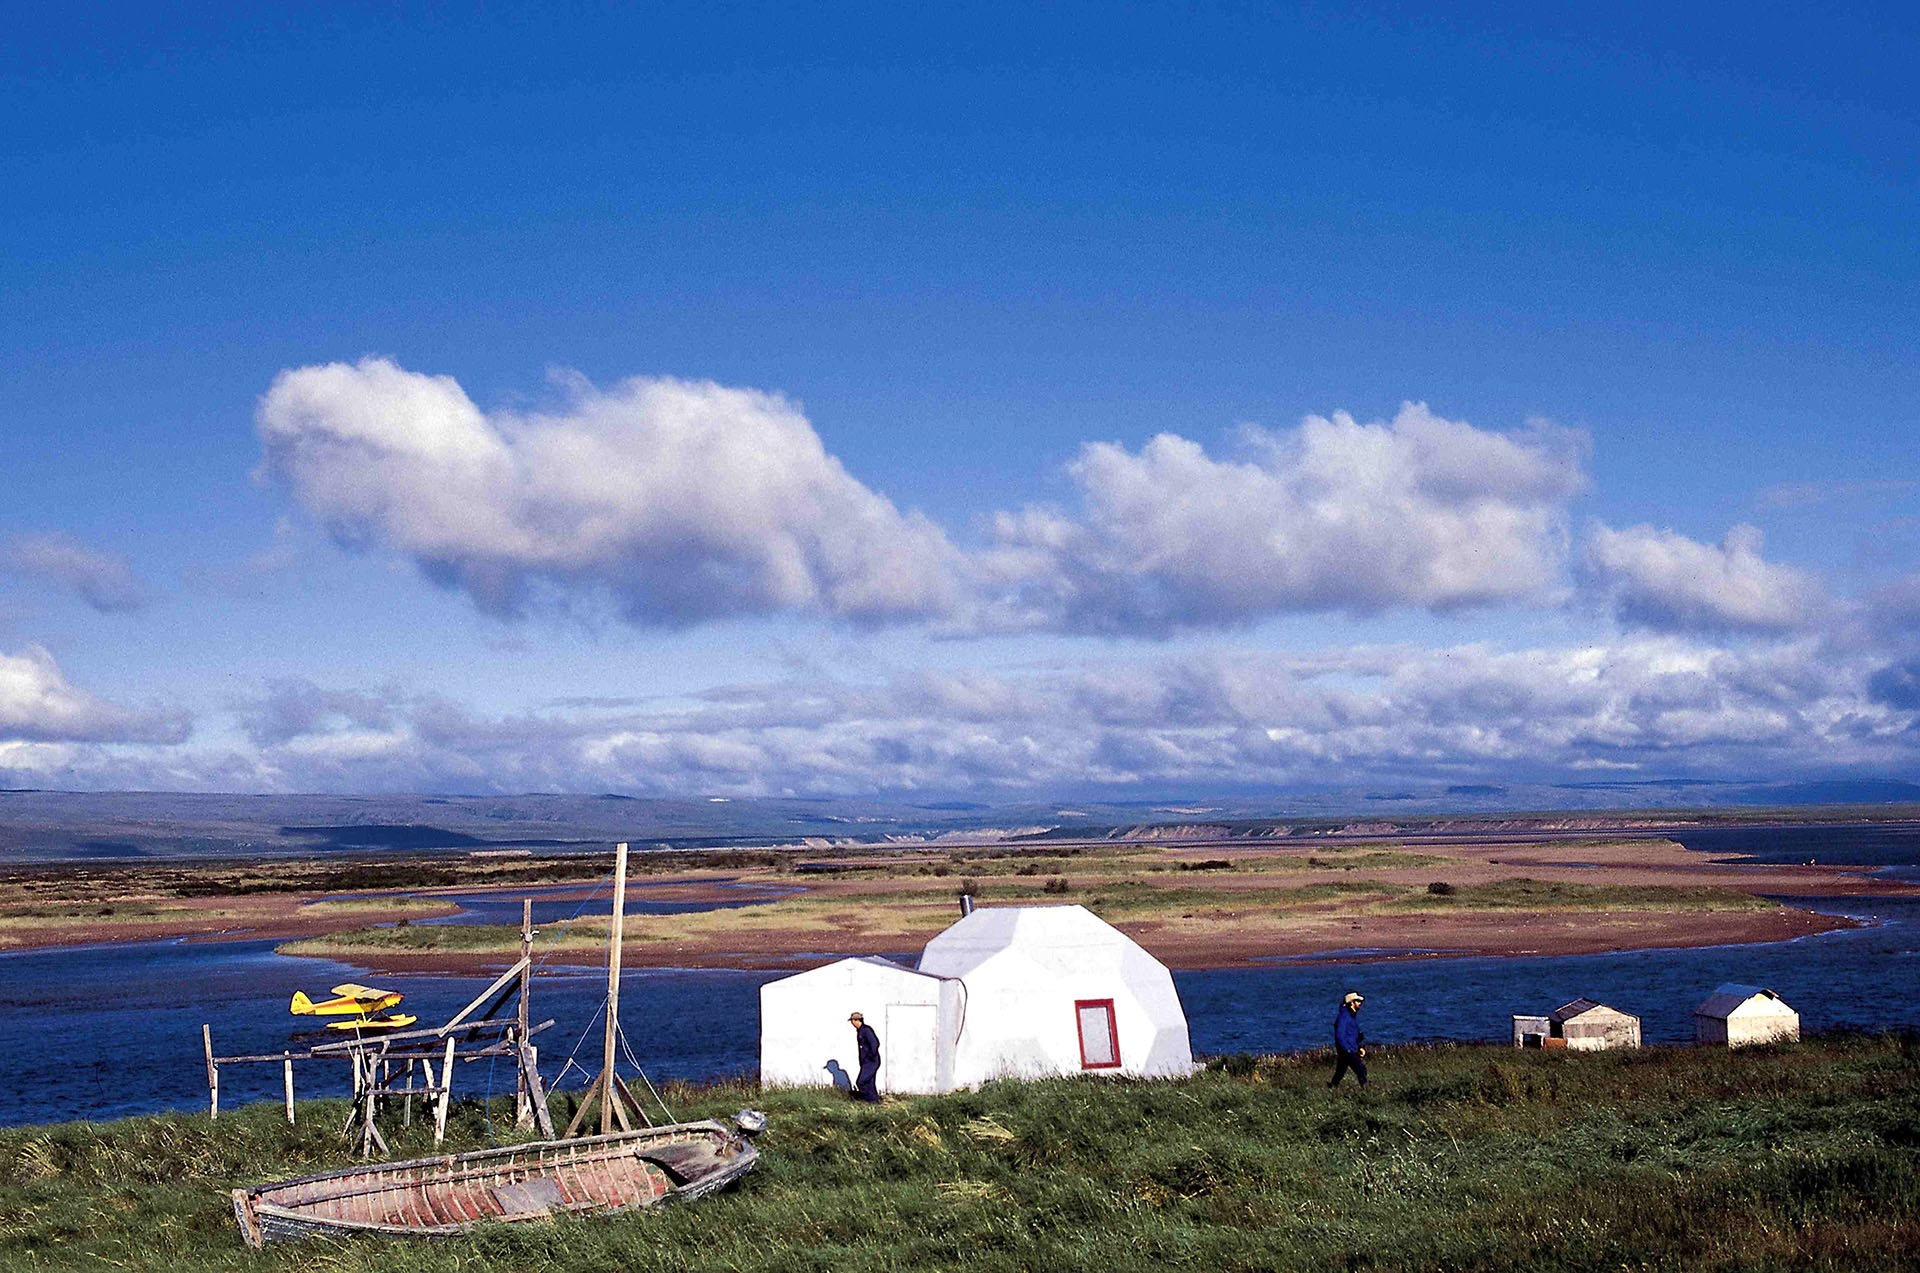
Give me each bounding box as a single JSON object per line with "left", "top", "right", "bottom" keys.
{"left": 1693, "top": 984, "right": 1799, "bottom": 1048}
{"left": 1511, "top": 998, "right": 1640, "bottom": 1050}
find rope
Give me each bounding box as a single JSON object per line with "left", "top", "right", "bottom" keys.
{"left": 529, "top": 865, "right": 618, "bottom": 971}
{"left": 483, "top": 1048, "right": 499, "bottom": 1145}
{"left": 614, "top": 1017, "right": 677, "bottom": 1124}
{"left": 552, "top": 996, "right": 608, "bottom": 1088}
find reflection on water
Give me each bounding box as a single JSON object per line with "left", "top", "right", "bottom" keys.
{"left": 4, "top": 829, "right": 1919, "bottom": 1127}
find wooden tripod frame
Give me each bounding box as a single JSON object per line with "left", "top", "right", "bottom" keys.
{"left": 563, "top": 841, "right": 652, "bottom": 1137}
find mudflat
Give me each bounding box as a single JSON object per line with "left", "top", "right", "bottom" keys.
{"left": 7, "top": 828, "right": 1899, "bottom": 972}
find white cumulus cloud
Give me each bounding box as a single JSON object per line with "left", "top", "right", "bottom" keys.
{"left": 0, "top": 645, "right": 190, "bottom": 744}
{"left": 259, "top": 367, "right": 1601, "bottom": 634}
{"left": 1585, "top": 522, "right": 1822, "bottom": 633}
{"left": 257, "top": 358, "right": 966, "bottom": 625}
{"left": 984, "top": 403, "right": 1589, "bottom": 632}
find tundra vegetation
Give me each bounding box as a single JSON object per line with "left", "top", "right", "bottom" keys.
{"left": 277, "top": 845, "right": 1785, "bottom": 962}
{"left": 0, "top": 1035, "right": 1914, "bottom": 1271}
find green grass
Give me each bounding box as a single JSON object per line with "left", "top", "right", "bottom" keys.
{"left": 2, "top": 1036, "right": 1915, "bottom": 1270}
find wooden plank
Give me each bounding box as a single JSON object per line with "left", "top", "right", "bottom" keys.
{"left": 433, "top": 1038, "right": 456, "bottom": 1147}
{"left": 437, "top": 957, "right": 532, "bottom": 1036}
{"left": 516, "top": 897, "right": 533, "bottom": 1129}
{"left": 203, "top": 1024, "right": 218, "bottom": 1121}
{"left": 522, "top": 1043, "right": 555, "bottom": 1138}
{"left": 283, "top": 1054, "right": 295, "bottom": 1126}
{"left": 601, "top": 841, "right": 628, "bottom": 1136}
{"left": 311, "top": 1016, "right": 516, "bottom": 1055}
{"left": 614, "top": 1074, "right": 653, "bottom": 1130}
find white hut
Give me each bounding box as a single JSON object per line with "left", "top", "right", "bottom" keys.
{"left": 1693, "top": 984, "right": 1800, "bottom": 1048}
{"left": 916, "top": 904, "right": 1194, "bottom": 1086}
{"left": 758, "top": 956, "right": 964, "bottom": 1094}
{"left": 757, "top": 904, "right": 1194, "bottom": 1093}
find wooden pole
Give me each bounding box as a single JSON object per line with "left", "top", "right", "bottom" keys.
{"left": 202, "top": 1024, "right": 218, "bottom": 1120}
{"left": 600, "top": 841, "right": 628, "bottom": 1135}
{"left": 435, "top": 956, "right": 531, "bottom": 1036}
{"left": 522, "top": 1043, "right": 554, "bottom": 1137}
{"left": 516, "top": 897, "right": 534, "bottom": 1129}
{"left": 433, "top": 1037, "right": 456, "bottom": 1147}
{"left": 563, "top": 843, "right": 633, "bottom": 1139}
{"left": 282, "top": 1053, "right": 295, "bottom": 1125}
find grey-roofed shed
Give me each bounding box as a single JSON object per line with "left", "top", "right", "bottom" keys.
{"left": 1512, "top": 998, "right": 1640, "bottom": 1050}
{"left": 1693, "top": 984, "right": 1799, "bottom": 1048}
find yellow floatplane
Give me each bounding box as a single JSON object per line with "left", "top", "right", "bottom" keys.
{"left": 291, "top": 984, "right": 416, "bottom": 1030}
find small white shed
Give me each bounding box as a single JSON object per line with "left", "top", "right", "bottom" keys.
{"left": 1693, "top": 984, "right": 1800, "bottom": 1048}
{"left": 917, "top": 904, "right": 1194, "bottom": 1086}
{"left": 758, "top": 956, "right": 964, "bottom": 1094}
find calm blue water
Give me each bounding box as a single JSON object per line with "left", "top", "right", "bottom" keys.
{"left": 3, "top": 826, "right": 1918, "bottom": 1127}
{"left": 1664, "top": 821, "right": 1920, "bottom": 882}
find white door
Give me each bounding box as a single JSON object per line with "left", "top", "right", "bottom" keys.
{"left": 883, "top": 1003, "right": 939, "bottom": 1094}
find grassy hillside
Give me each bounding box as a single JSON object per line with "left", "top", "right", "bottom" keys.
{"left": 2, "top": 1036, "right": 1915, "bottom": 1271}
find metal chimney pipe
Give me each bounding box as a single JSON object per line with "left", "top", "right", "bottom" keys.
{"left": 959, "top": 893, "right": 975, "bottom": 917}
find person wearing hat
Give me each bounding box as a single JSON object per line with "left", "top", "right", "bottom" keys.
{"left": 848, "top": 1011, "right": 881, "bottom": 1102}
{"left": 1329, "top": 991, "right": 1368, "bottom": 1088}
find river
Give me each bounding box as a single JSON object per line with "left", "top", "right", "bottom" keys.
{"left": 3, "top": 824, "right": 1917, "bottom": 1127}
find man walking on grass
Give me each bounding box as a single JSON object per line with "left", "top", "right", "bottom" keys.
{"left": 1330, "top": 991, "right": 1368, "bottom": 1088}
{"left": 849, "top": 1011, "right": 881, "bottom": 1102}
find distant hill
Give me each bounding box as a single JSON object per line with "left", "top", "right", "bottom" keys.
{"left": 2, "top": 779, "right": 1916, "bottom": 864}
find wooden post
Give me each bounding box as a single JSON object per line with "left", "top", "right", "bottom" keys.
{"left": 282, "top": 1053, "right": 295, "bottom": 1125}
{"left": 516, "top": 897, "right": 534, "bottom": 1129}
{"left": 433, "top": 1037, "right": 456, "bottom": 1147}
{"left": 202, "top": 1024, "right": 218, "bottom": 1120}
{"left": 600, "top": 841, "right": 628, "bottom": 1135}
{"left": 340, "top": 1052, "right": 361, "bottom": 1137}
{"left": 522, "top": 1043, "right": 554, "bottom": 1137}
{"left": 564, "top": 843, "right": 633, "bottom": 1139}
{"left": 403, "top": 1059, "right": 414, "bottom": 1128}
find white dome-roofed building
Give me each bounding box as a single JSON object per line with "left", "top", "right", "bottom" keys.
{"left": 759, "top": 956, "right": 964, "bottom": 1094}
{"left": 916, "top": 904, "right": 1195, "bottom": 1086}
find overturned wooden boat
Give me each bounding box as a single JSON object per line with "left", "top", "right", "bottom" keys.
{"left": 231, "top": 1118, "right": 760, "bottom": 1247}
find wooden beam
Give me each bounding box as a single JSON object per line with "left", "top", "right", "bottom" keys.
{"left": 309, "top": 1014, "right": 534, "bottom": 1054}
{"left": 202, "top": 1024, "right": 218, "bottom": 1121}
{"left": 214, "top": 1023, "right": 550, "bottom": 1065}
{"left": 433, "top": 1037, "right": 456, "bottom": 1147}
{"left": 601, "top": 841, "right": 628, "bottom": 1136}
{"left": 516, "top": 897, "right": 534, "bottom": 1129}
{"left": 436, "top": 956, "right": 532, "bottom": 1036}
{"left": 521, "top": 1043, "right": 554, "bottom": 1137}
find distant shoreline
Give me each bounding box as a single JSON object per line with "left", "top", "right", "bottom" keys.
{"left": 4, "top": 821, "right": 1914, "bottom": 973}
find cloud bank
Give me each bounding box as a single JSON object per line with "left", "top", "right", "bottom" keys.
{"left": 10, "top": 629, "right": 1912, "bottom": 797}
{"left": 260, "top": 363, "right": 1595, "bottom": 634}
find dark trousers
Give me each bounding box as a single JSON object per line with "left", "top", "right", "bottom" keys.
{"left": 1329, "top": 1047, "right": 1368, "bottom": 1087}
{"left": 855, "top": 1062, "right": 880, "bottom": 1102}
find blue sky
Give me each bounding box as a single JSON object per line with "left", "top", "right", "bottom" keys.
{"left": 3, "top": 3, "right": 1918, "bottom": 798}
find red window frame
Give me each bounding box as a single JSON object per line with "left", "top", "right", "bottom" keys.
{"left": 1074, "top": 998, "right": 1121, "bottom": 1070}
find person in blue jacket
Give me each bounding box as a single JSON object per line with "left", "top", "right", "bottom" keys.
{"left": 849, "top": 1011, "right": 881, "bottom": 1102}
{"left": 1329, "top": 991, "right": 1368, "bottom": 1087}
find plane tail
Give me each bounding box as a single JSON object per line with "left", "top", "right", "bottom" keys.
{"left": 290, "top": 991, "right": 316, "bottom": 1015}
